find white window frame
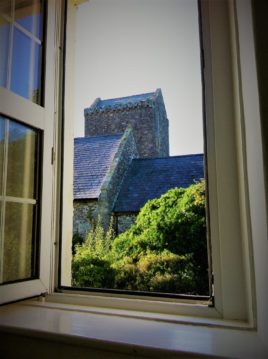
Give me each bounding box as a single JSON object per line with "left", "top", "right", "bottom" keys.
{"left": 59, "top": 0, "right": 267, "bottom": 329}
{"left": 0, "top": 0, "right": 63, "bottom": 304}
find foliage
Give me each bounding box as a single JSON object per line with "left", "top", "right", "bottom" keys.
{"left": 112, "top": 250, "right": 195, "bottom": 293}
{"left": 72, "top": 181, "right": 209, "bottom": 295}
{"left": 72, "top": 232, "right": 84, "bottom": 255}
{"left": 72, "top": 217, "right": 116, "bottom": 288}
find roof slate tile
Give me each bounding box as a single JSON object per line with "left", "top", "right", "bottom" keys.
{"left": 74, "top": 134, "right": 122, "bottom": 199}
{"left": 114, "top": 154, "right": 204, "bottom": 213}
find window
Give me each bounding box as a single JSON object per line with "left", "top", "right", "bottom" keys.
{"left": 0, "top": 0, "right": 44, "bottom": 104}
{"left": 0, "top": 1, "right": 268, "bottom": 357}
{"left": 0, "top": 116, "right": 40, "bottom": 284}
{"left": 57, "top": 0, "right": 267, "bottom": 325}
{"left": 0, "top": 0, "right": 63, "bottom": 304}
{"left": 61, "top": 0, "right": 211, "bottom": 301}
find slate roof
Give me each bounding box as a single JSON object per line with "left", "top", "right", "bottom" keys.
{"left": 114, "top": 154, "right": 204, "bottom": 213}
{"left": 84, "top": 91, "right": 157, "bottom": 115}
{"left": 74, "top": 134, "right": 122, "bottom": 199}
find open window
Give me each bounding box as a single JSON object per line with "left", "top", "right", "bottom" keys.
{"left": 0, "top": 0, "right": 64, "bottom": 304}
{"left": 60, "top": 0, "right": 213, "bottom": 304}
{"left": 56, "top": 0, "right": 263, "bottom": 325}
{"left": 1, "top": 1, "right": 268, "bottom": 357}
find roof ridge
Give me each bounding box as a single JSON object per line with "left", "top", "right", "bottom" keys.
{"left": 84, "top": 89, "right": 162, "bottom": 115}
{"left": 131, "top": 153, "right": 204, "bottom": 162}
{"left": 100, "top": 91, "right": 155, "bottom": 103}
{"left": 74, "top": 133, "right": 124, "bottom": 141}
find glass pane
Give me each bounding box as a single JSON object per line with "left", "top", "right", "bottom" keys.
{"left": 6, "top": 121, "right": 37, "bottom": 198}
{"left": 3, "top": 202, "right": 35, "bottom": 283}
{"left": 0, "top": 117, "right": 5, "bottom": 195}
{"left": 10, "top": 28, "right": 31, "bottom": 99}
{"left": 0, "top": 16, "right": 10, "bottom": 88}
{"left": 0, "top": 0, "right": 12, "bottom": 18}
{"left": 15, "top": 0, "right": 42, "bottom": 38}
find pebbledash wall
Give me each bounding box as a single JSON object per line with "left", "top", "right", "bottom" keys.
{"left": 84, "top": 89, "right": 169, "bottom": 158}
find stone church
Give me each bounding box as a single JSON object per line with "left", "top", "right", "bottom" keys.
{"left": 73, "top": 89, "right": 204, "bottom": 238}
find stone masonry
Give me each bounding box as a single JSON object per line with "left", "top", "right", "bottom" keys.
{"left": 84, "top": 89, "right": 169, "bottom": 158}
{"left": 73, "top": 128, "right": 138, "bottom": 238}
{"left": 73, "top": 201, "right": 98, "bottom": 239}
{"left": 97, "top": 128, "right": 138, "bottom": 229}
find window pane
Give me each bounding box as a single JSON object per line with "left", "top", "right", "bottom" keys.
{"left": 10, "top": 28, "right": 31, "bottom": 100}
{"left": 0, "top": 16, "right": 10, "bottom": 88}
{"left": 6, "top": 121, "right": 37, "bottom": 199}
{"left": 3, "top": 202, "right": 35, "bottom": 283}
{"left": 15, "top": 0, "right": 42, "bottom": 38}
{"left": 0, "top": 116, "right": 40, "bottom": 285}
{"left": 1, "top": 0, "right": 44, "bottom": 104}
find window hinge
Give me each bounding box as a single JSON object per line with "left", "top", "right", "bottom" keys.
{"left": 51, "top": 147, "right": 55, "bottom": 165}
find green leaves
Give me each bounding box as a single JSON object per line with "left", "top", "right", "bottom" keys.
{"left": 72, "top": 181, "right": 209, "bottom": 295}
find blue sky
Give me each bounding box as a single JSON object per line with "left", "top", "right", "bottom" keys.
{"left": 73, "top": 0, "right": 203, "bottom": 156}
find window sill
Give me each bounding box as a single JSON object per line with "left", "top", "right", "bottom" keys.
{"left": 0, "top": 296, "right": 267, "bottom": 358}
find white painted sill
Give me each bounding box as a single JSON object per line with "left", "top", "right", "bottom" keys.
{"left": 0, "top": 295, "right": 267, "bottom": 358}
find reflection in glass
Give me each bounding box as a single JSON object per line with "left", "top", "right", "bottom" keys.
{"left": 0, "top": 17, "right": 10, "bottom": 88}
{"left": 6, "top": 121, "right": 36, "bottom": 199}
{"left": 11, "top": 28, "right": 31, "bottom": 99}
{"left": 1, "top": 0, "right": 44, "bottom": 104}
{"left": 0, "top": 116, "right": 39, "bottom": 284}
{"left": 0, "top": 0, "right": 11, "bottom": 18}
{"left": 15, "top": 0, "right": 42, "bottom": 38}
{"left": 3, "top": 202, "right": 35, "bottom": 283}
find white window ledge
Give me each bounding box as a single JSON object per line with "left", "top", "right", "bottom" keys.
{"left": 0, "top": 297, "right": 267, "bottom": 359}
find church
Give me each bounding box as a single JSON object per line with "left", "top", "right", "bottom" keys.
{"left": 73, "top": 89, "right": 204, "bottom": 238}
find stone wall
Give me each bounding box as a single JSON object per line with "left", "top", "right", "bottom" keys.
{"left": 98, "top": 128, "right": 138, "bottom": 229}
{"left": 154, "top": 89, "right": 169, "bottom": 157}
{"left": 73, "top": 200, "right": 98, "bottom": 239}
{"left": 84, "top": 89, "right": 169, "bottom": 158}
{"left": 116, "top": 213, "right": 137, "bottom": 234}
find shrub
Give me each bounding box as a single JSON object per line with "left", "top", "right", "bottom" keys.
{"left": 72, "top": 181, "right": 209, "bottom": 295}
{"left": 111, "top": 181, "right": 209, "bottom": 295}
{"left": 72, "top": 217, "right": 115, "bottom": 288}
{"left": 113, "top": 250, "right": 195, "bottom": 293}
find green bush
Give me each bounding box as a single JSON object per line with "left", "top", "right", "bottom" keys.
{"left": 72, "top": 232, "right": 84, "bottom": 255}
{"left": 72, "top": 181, "right": 209, "bottom": 295}
{"left": 111, "top": 181, "right": 208, "bottom": 294}
{"left": 113, "top": 250, "right": 195, "bottom": 293}
{"left": 72, "top": 217, "right": 115, "bottom": 288}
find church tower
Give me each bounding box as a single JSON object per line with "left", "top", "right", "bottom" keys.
{"left": 84, "top": 89, "right": 169, "bottom": 158}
